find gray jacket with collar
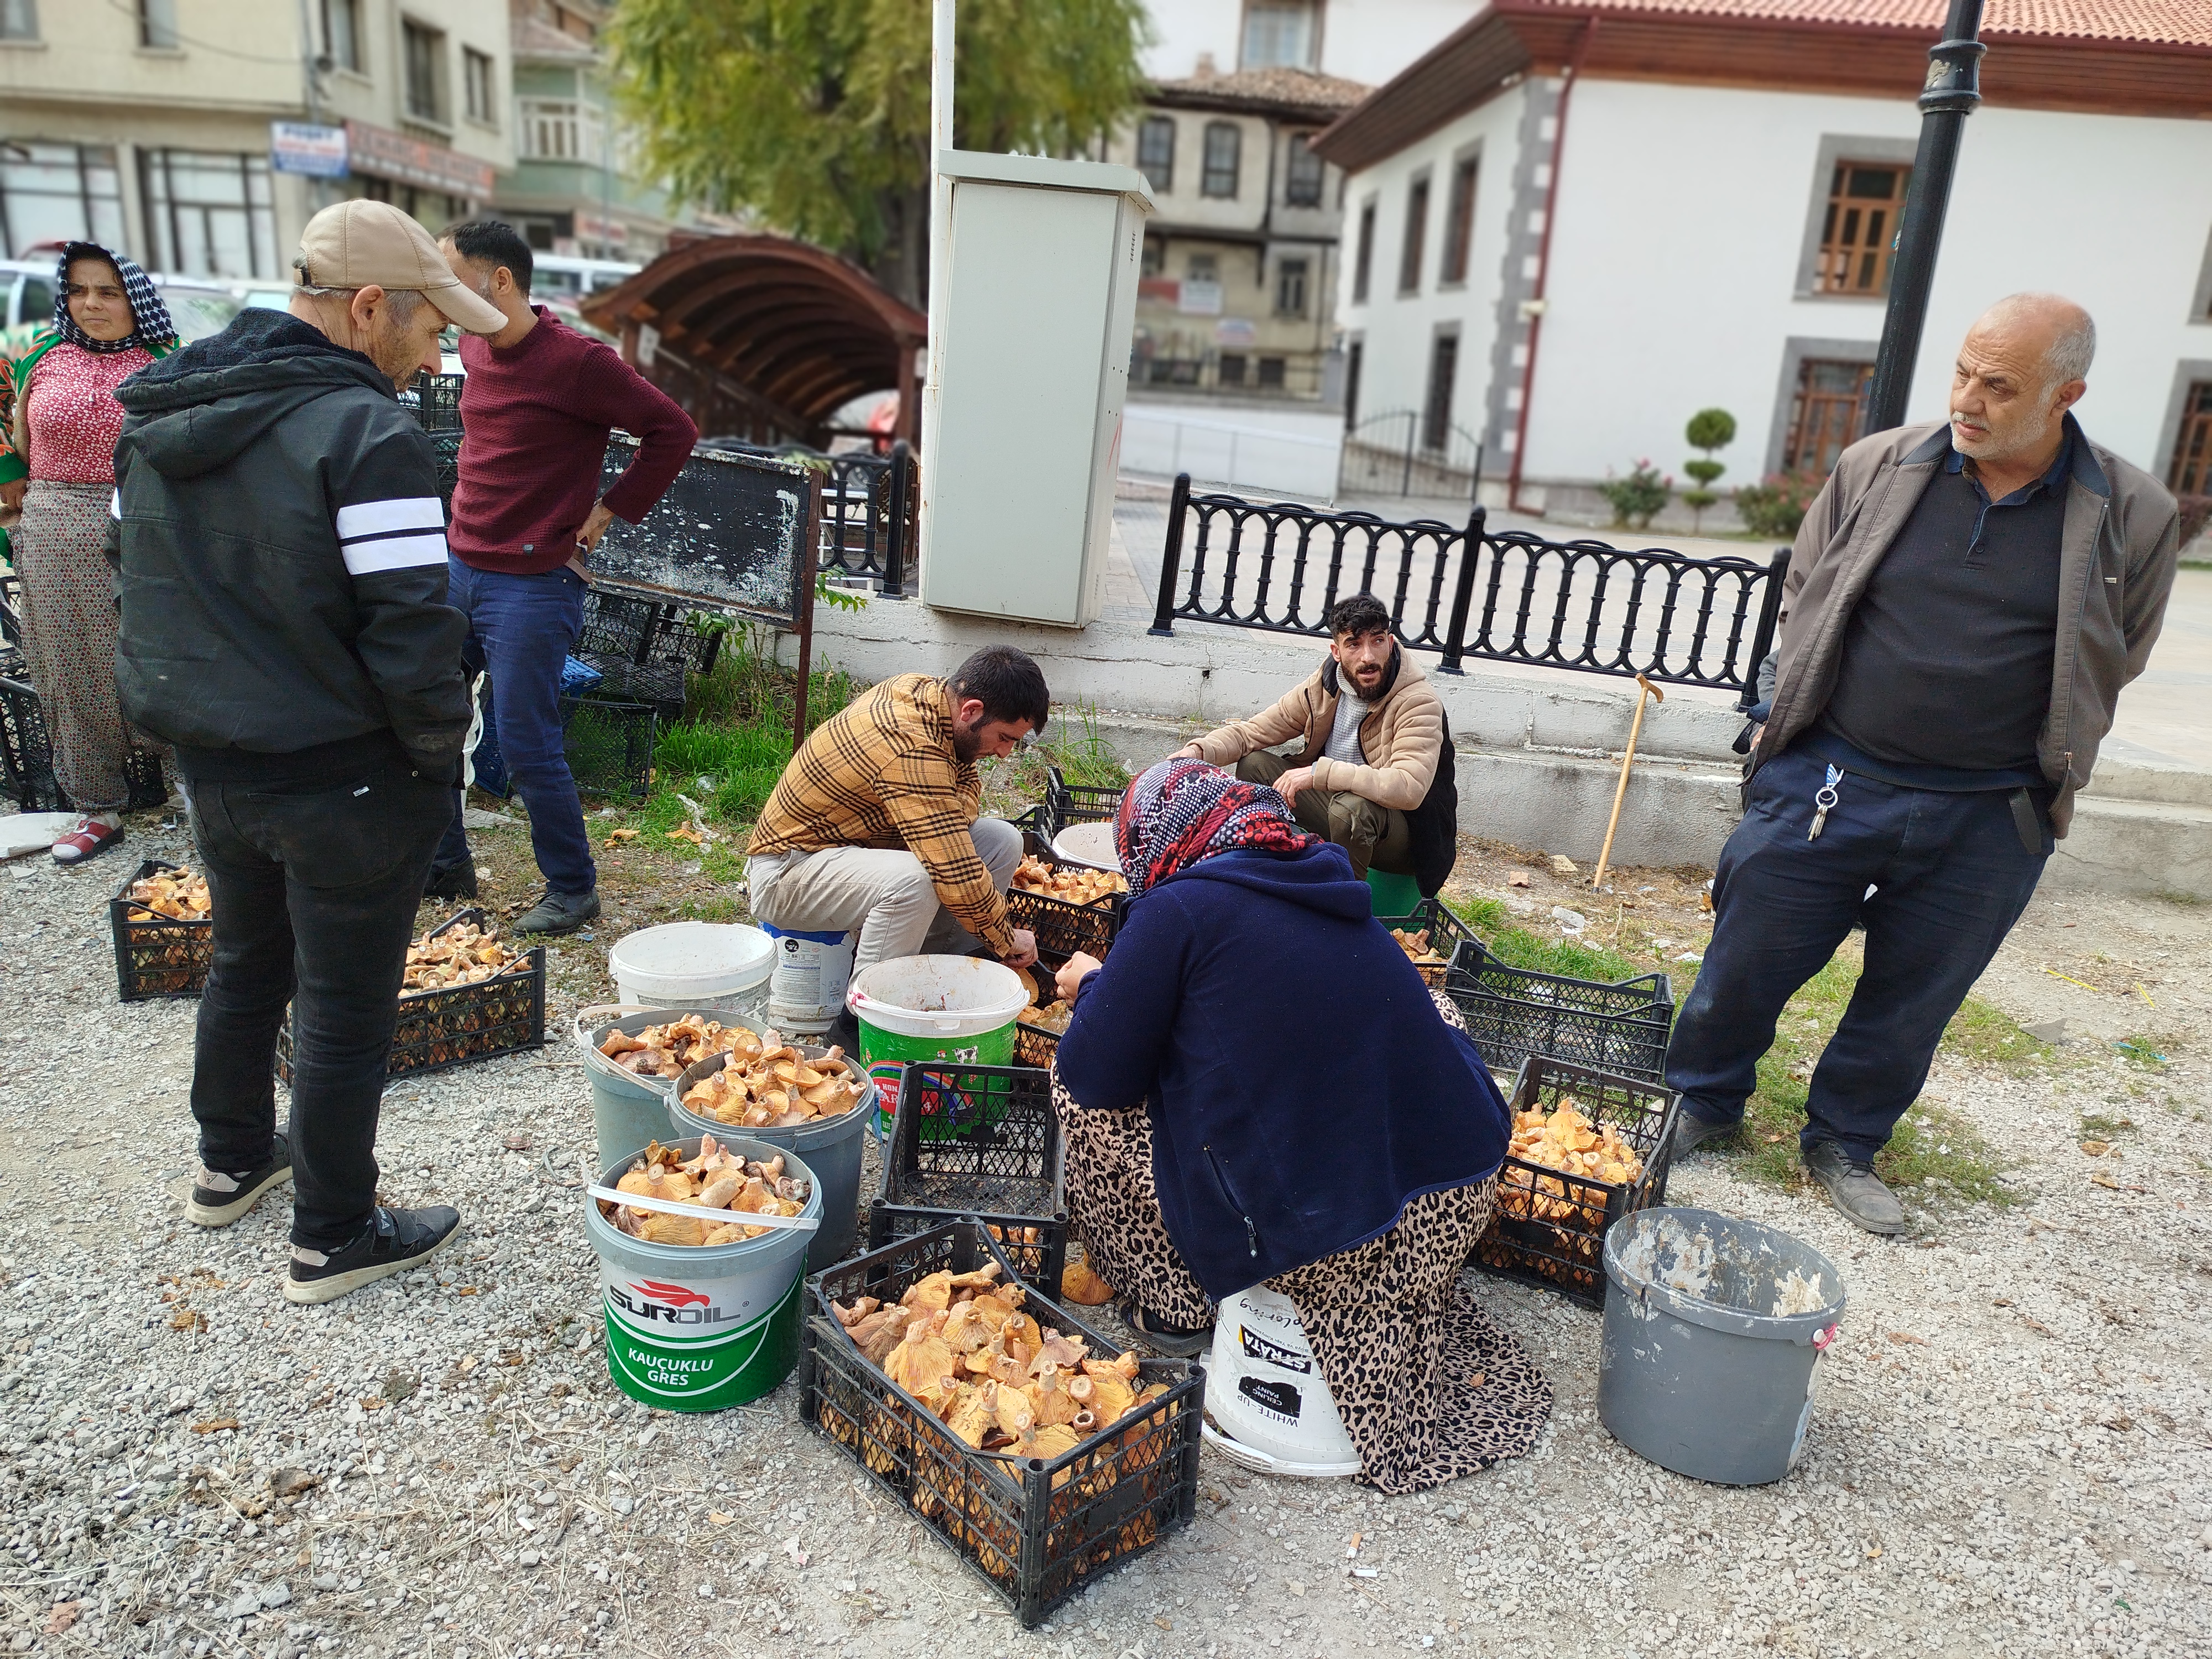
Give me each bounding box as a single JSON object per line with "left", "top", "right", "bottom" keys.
{"left": 1754, "top": 417, "right": 2180, "bottom": 838}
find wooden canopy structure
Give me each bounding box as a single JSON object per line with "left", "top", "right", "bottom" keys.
{"left": 580, "top": 234, "right": 925, "bottom": 448}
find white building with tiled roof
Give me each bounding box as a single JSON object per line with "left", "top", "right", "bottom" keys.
{"left": 1311, "top": 0, "right": 2212, "bottom": 523}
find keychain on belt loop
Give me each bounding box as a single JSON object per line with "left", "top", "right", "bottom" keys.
{"left": 1808, "top": 765, "right": 1843, "bottom": 841}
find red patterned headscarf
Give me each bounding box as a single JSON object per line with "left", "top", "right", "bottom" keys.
{"left": 1114, "top": 758, "right": 1320, "bottom": 896}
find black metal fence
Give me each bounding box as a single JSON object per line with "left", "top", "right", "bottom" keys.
{"left": 1149, "top": 474, "right": 1788, "bottom": 703}
{"left": 1337, "top": 409, "right": 1485, "bottom": 500}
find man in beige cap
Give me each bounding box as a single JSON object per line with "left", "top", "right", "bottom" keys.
{"left": 107, "top": 199, "right": 505, "bottom": 1305}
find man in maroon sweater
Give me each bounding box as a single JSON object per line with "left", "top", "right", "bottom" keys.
{"left": 430, "top": 220, "right": 697, "bottom": 932}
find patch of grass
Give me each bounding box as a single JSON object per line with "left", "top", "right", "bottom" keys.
{"left": 655, "top": 718, "right": 793, "bottom": 826}
{"left": 1443, "top": 893, "right": 1651, "bottom": 983}
{"left": 2076, "top": 1110, "right": 2137, "bottom": 1140}
{"left": 2154, "top": 889, "right": 2204, "bottom": 907}
{"left": 1940, "top": 996, "right": 2057, "bottom": 1074}
{"left": 984, "top": 698, "right": 1130, "bottom": 820}
{"left": 2110, "top": 1031, "right": 2177, "bottom": 1070}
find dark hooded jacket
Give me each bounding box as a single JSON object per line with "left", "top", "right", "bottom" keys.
{"left": 106, "top": 308, "right": 468, "bottom": 782}
{"left": 1052, "top": 841, "right": 1509, "bottom": 1299}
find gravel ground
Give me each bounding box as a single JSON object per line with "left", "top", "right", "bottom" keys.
{"left": 2, "top": 813, "right": 2208, "bottom": 1659}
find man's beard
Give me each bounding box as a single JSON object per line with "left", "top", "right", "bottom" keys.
{"left": 367, "top": 316, "right": 425, "bottom": 390}
{"left": 952, "top": 721, "right": 982, "bottom": 764}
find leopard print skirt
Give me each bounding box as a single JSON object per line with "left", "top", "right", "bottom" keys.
{"left": 1051, "top": 994, "right": 1552, "bottom": 1494}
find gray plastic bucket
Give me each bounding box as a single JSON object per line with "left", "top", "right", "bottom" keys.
{"left": 665, "top": 1050, "right": 875, "bottom": 1275}
{"left": 1598, "top": 1205, "right": 1847, "bottom": 1486}
{"left": 576, "top": 1005, "right": 758, "bottom": 1170}
{"left": 586, "top": 1133, "right": 820, "bottom": 1411}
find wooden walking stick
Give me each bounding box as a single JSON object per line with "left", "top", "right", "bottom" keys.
{"left": 1592, "top": 674, "right": 1663, "bottom": 891}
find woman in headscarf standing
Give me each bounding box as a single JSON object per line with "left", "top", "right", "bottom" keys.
{"left": 1047, "top": 758, "right": 1551, "bottom": 1493}
{"left": 0, "top": 242, "right": 177, "bottom": 861}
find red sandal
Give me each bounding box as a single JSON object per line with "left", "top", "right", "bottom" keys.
{"left": 50, "top": 817, "right": 125, "bottom": 865}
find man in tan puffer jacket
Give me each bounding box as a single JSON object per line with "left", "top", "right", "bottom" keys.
{"left": 1174, "top": 593, "right": 1449, "bottom": 884}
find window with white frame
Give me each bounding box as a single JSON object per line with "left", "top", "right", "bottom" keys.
{"left": 138, "top": 0, "right": 176, "bottom": 49}
{"left": 518, "top": 99, "right": 605, "bottom": 162}
{"left": 139, "top": 148, "right": 277, "bottom": 279}
{"left": 1137, "top": 116, "right": 1175, "bottom": 194}
{"left": 1241, "top": 1, "right": 1317, "bottom": 70}
{"left": 1283, "top": 134, "right": 1324, "bottom": 207}
{"left": 464, "top": 48, "right": 496, "bottom": 124}
{"left": 1275, "top": 256, "right": 1308, "bottom": 317}
{"left": 1201, "top": 122, "right": 1240, "bottom": 199}
{"left": 403, "top": 19, "right": 447, "bottom": 123}
{"left": 321, "top": 0, "right": 360, "bottom": 71}
{"left": 0, "top": 142, "right": 126, "bottom": 260}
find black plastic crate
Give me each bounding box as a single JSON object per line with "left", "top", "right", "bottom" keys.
{"left": 277, "top": 908, "right": 545, "bottom": 1082}
{"left": 1373, "top": 896, "right": 1474, "bottom": 990}
{"left": 1445, "top": 937, "right": 1673, "bottom": 1082}
{"left": 0, "top": 675, "right": 60, "bottom": 812}
{"left": 110, "top": 858, "right": 213, "bottom": 1001}
{"left": 1005, "top": 830, "right": 1126, "bottom": 965}
{"left": 799, "top": 1220, "right": 1202, "bottom": 1627}
{"left": 870, "top": 1063, "right": 1067, "bottom": 1291}
{"left": 1473, "top": 1056, "right": 1681, "bottom": 1310}
{"left": 561, "top": 696, "right": 655, "bottom": 800}
{"left": 1043, "top": 766, "right": 1124, "bottom": 836}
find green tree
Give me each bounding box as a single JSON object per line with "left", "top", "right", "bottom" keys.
{"left": 608, "top": 0, "right": 1151, "bottom": 307}
{"left": 1679, "top": 406, "right": 1736, "bottom": 534}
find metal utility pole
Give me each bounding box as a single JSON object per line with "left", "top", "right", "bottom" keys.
{"left": 916, "top": 0, "right": 954, "bottom": 585}
{"left": 1863, "top": 0, "right": 1985, "bottom": 435}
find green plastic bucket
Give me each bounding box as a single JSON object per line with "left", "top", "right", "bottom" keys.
{"left": 847, "top": 955, "right": 1027, "bottom": 1138}
{"left": 1364, "top": 867, "right": 1421, "bottom": 919}
{"left": 585, "top": 1134, "right": 820, "bottom": 1412}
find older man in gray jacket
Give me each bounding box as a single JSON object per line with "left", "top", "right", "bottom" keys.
{"left": 1665, "top": 293, "right": 2180, "bottom": 1234}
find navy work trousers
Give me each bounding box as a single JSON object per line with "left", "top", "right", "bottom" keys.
{"left": 1664, "top": 745, "right": 2048, "bottom": 1164}
{"left": 434, "top": 557, "right": 597, "bottom": 896}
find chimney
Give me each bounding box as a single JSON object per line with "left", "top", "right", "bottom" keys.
{"left": 1195, "top": 51, "right": 1218, "bottom": 80}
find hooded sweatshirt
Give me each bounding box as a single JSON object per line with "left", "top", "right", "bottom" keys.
{"left": 107, "top": 309, "right": 469, "bottom": 784}
{"left": 1053, "top": 841, "right": 1510, "bottom": 1300}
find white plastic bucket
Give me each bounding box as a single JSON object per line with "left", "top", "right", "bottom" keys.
{"left": 608, "top": 922, "right": 774, "bottom": 1019}
{"left": 762, "top": 924, "right": 857, "bottom": 1034}
{"left": 1200, "top": 1286, "right": 1360, "bottom": 1478}
{"left": 845, "top": 955, "right": 1029, "bottom": 1133}
{"left": 1051, "top": 821, "right": 1121, "bottom": 872}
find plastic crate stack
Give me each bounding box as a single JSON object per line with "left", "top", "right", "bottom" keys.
{"left": 276, "top": 907, "right": 546, "bottom": 1082}
{"left": 0, "top": 675, "right": 168, "bottom": 813}
{"left": 1444, "top": 936, "right": 1674, "bottom": 1083}
{"left": 799, "top": 1220, "right": 1203, "bottom": 1626}
{"left": 572, "top": 589, "right": 723, "bottom": 721}
{"left": 869, "top": 1063, "right": 1070, "bottom": 1292}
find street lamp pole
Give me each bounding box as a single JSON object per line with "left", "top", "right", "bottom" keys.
{"left": 1863, "top": 0, "right": 1985, "bottom": 435}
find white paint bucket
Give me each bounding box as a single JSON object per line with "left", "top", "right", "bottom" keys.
{"left": 1199, "top": 1286, "right": 1360, "bottom": 1478}
{"left": 762, "top": 924, "right": 857, "bottom": 1034}
{"left": 607, "top": 922, "right": 773, "bottom": 1020}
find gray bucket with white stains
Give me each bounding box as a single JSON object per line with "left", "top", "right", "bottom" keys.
{"left": 1598, "top": 1206, "right": 1847, "bottom": 1486}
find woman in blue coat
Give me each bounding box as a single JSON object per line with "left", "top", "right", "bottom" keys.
{"left": 1051, "top": 758, "right": 1550, "bottom": 1492}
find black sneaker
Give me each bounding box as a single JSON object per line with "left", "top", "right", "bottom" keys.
{"left": 185, "top": 1134, "right": 294, "bottom": 1228}
{"left": 826, "top": 1007, "right": 862, "bottom": 1054}
{"left": 284, "top": 1204, "right": 462, "bottom": 1306}
{"left": 1671, "top": 1109, "right": 1742, "bottom": 1159}
{"left": 514, "top": 888, "right": 601, "bottom": 935}
{"left": 1121, "top": 1300, "right": 1212, "bottom": 1359}
{"left": 1803, "top": 1139, "right": 1907, "bottom": 1235}
{"left": 424, "top": 859, "right": 478, "bottom": 901}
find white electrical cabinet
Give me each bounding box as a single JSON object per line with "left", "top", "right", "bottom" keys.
{"left": 919, "top": 150, "right": 1152, "bottom": 627}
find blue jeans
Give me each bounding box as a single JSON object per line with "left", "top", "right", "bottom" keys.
{"left": 434, "top": 559, "right": 596, "bottom": 895}
{"left": 1664, "top": 745, "right": 2048, "bottom": 1164}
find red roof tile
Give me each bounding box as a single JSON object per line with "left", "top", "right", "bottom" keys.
{"left": 1507, "top": 0, "right": 2212, "bottom": 49}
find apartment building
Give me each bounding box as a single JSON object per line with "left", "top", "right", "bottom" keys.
{"left": 0, "top": 0, "right": 511, "bottom": 279}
